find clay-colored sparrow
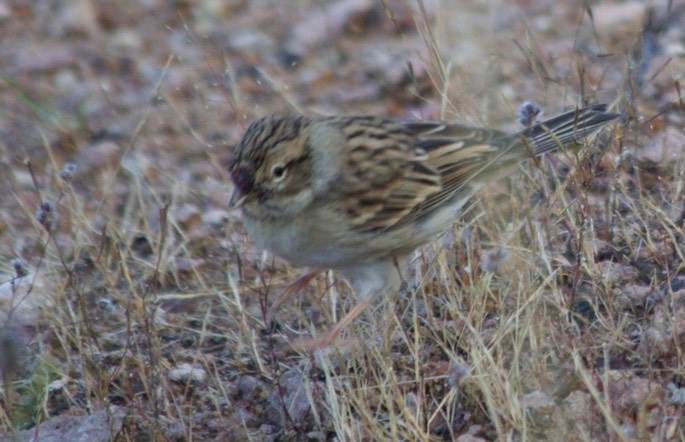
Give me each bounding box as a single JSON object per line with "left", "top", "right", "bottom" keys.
{"left": 229, "top": 105, "right": 618, "bottom": 345}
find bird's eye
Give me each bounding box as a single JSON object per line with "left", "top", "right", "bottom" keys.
{"left": 271, "top": 164, "right": 287, "bottom": 181}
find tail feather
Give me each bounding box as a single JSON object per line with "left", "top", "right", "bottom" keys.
{"left": 512, "top": 104, "right": 620, "bottom": 155}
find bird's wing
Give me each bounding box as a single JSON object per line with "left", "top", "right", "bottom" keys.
{"left": 339, "top": 118, "right": 505, "bottom": 233}
{"left": 341, "top": 105, "right": 616, "bottom": 233}
{"left": 398, "top": 105, "right": 617, "bottom": 229}
{"left": 338, "top": 118, "right": 443, "bottom": 232}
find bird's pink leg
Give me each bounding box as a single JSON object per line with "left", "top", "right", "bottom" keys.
{"left": 269, "top": 269, "right": 322, "bottom": 315}
{"left": 295, "top": 298, "right": 372, "bottom": 349}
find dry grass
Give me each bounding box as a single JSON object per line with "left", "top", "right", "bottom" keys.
{"left": 1, "top": 0, "right": 684, "bottom": 441}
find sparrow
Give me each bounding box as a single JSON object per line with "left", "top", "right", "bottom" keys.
{"left": 229, "top": 104, "right": 618, "bottom": 346}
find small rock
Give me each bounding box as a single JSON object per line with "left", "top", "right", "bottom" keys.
{"left": 306, "top": 431, "right": 326, "bottom": 440}
{"left": 2, "top": 406, "right": 126, "bottom": 442}
{"left": 49, "top": 0, "right": 100, "bottom": 37}
{"left": 583, "top": 238, "right": 615, "bottom": 258}
{"left": 236, "top": 375, "right": 267, "bottom": 401}
{"left": 266, "top": 367, "right": 329, "bottom": 429}
{"left": 617, "top": 285, "right": 653, "bottom": 308}
{"left": 174, "top": 203, "right": 202, "bottom": 230}
{"left": 0, "top": 1, "right": 9, "bottom": 20}
{"left": 480, "top": 247, "right": 512, "bottom": 273}
{"left": 175, "top": 258, "right": 207, "bottom": 279}
{"left": 562, "top": 390, "right": 592, "bottom": 425}
{"left": 0, "top": 272, "right": 54, "bottom": 326}
{"left": 597, "top": 261, "right": 638, "bottom": 286}
{"left": 109, "top": 28, "right": 143, "bottom": 51}
{"left": 635, "top": 127, "right": 685, "bottom": 164}
{"left": 168, "top": 363, "right": 207, "bottom": 385}
{"left": 78, "top": 141, "right": 123, "bottom": 176}
{"left": 592, "top": 1, "right": 647, "bottom": 37}
{"left": 275, "top": 369, "right": 311, "bottom": 425}
{"left": 404, "top": 392, "right": 418, "bottom": 415}
{"left": 228, "top": 29, "right": 273, "bottom": 52}
{"left": 521, "top": 390, "right": 555, "bottom": 427}
{"left": 202, "top": 208, "right": 229, "bottom": 226}
{"left": 284, "top": 0, "right": 375, "bottom": 59}
{"left": 606, "top": 370, "right": 664, "bottom": 414}
{"left": 13, "top": 43, "right": 77, "bottom": 73}
{"left": 456, "top": 434, "right": 488, "bottom": 442}
{"left": 638, "top": 326, "right": 669, "bottom": 357}
{"left": 448, "top": 360, "right": 471, "bottom": 388}
{"left": 668, "top": 384, "right": 685, "bottom": 405}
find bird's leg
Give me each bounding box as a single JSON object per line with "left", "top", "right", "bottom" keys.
{"left": 267, "top": 269, "right": 322, "bottom": 325}
{"left": 297, "top": 259, "right": 403, "bottom": 349}
{"left": 389, "top": 255, "right": 408, "bottom": 335}
{"left": 296, "top": 297, "right": 372, "bottom": 349}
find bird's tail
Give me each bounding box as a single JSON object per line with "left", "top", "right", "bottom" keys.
{"left": 508, "top": 104, "right": 620, "bottom": 156}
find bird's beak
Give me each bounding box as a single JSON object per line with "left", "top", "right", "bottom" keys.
{"left": 228, "top": 162, "right": 254, "bottom": 211}
{"left": 228, "top": 186, "right": 247, "bottom": 211}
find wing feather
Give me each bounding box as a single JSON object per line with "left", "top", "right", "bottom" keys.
{"left": 338, "top": 106, "right": 617, "bottom": 233}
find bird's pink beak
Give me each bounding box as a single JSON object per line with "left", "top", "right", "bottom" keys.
{"left": 228, "top": 186, "right": 246, "bottom": 210}
{"left": 228, "top": 162, "right": 254, "bottom": 211}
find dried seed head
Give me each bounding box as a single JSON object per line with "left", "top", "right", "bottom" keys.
{"left": 10, "top": 259, "right": 28, "bottom": 278}
{"left": 35, "top": 201, "right": 57, "bottom": 232}
{"left": 518, "top": 101, "right": 543, "bottom": 128}
{"left": 59, "top": 162, "right": 78, "bottom": 182}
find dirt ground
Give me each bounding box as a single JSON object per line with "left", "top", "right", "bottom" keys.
{"left": 1, "top": 0, "right": 684, "bottom": 441}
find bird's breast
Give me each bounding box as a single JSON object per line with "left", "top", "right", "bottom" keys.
{"left": 242, "top": 206, "right": 363, "bottom": 268}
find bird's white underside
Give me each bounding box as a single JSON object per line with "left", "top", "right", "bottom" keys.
{"left": 245, "top": 185, "right": 479, "bottom": 300}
